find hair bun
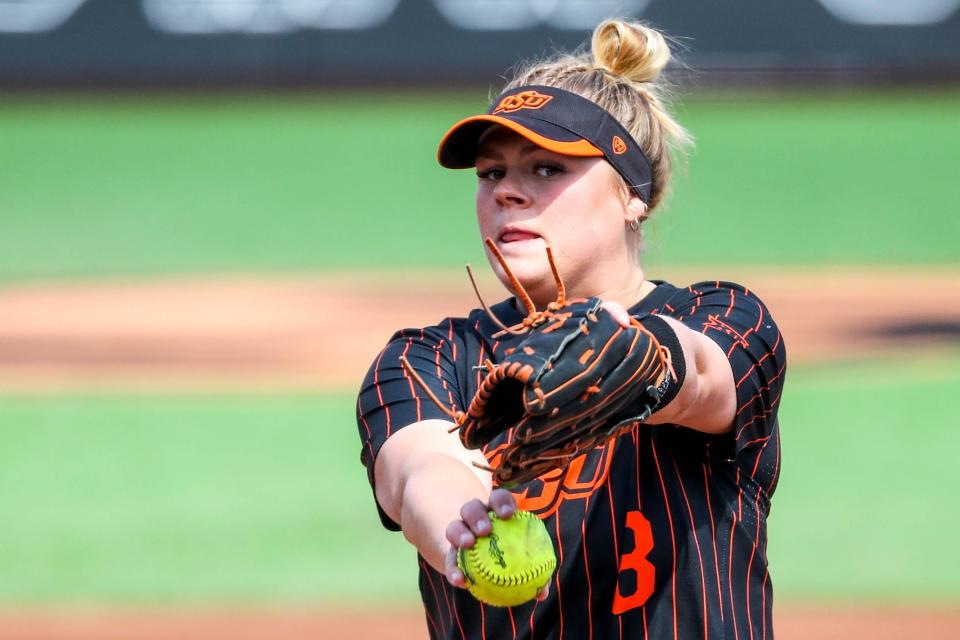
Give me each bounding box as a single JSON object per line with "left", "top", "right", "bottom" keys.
{"left": 591, "top": 20, "right": 671, "bottom": 84}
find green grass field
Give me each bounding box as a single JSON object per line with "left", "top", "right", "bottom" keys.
{"left": 0, "top": 90, "right": 958, "bottom": 606}
{"left": 0, "top": 90, "right": 958, "bottom": 281}
{"left": 1, "top": 358, "right": 959, "bottom": 604}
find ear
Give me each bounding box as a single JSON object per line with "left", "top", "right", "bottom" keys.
{"left": 624, "top": 194, "right": 648, "bottom": 224}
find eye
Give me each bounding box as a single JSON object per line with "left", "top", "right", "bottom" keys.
{"left": 477, "top": 167, "right": 505, "bottom": 181}
{"left": 535, "top": 163, "right": 564, "bottom": 178}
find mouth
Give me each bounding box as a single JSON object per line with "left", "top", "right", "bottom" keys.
{"left": 498, "top": 228, "right": 542, "bottom": 244}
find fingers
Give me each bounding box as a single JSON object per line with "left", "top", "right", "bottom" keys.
{"left": 444, "top": 490, "right": 552, "bottom": 605}
{"left": 601, "top": 300, "right": 632, "bottom": 328}
{"left": 536, "top": 580, "right": 552, "bottom": 601}
{"left": 446, "top": 519, "right": 475, "bottom": 550}
{"left": 449, "top": 490, "right": 518, "bottom": 551}
{"left": 460, "top": 498, "right": 493, "bottom": 537}
{"left": 445, "top": 489, "right": 522, "bottom": 588}
{"left": 487, "top": 488, "right": 517, "bottom": 519}
{"left": 444, "top": 545, "right": 466, "bottom": 587}
{"left": 443, "top": 497, "right": 492, "bottom": 588}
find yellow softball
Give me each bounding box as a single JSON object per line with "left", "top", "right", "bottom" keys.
{"left": 457, "top": 510, "right": 557, "bottom": 607}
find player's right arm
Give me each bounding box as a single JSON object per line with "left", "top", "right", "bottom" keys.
{"left": 375, "top": 419, "right": 488, "bottom": 573}
{"left": 357, "top": 325, "right": 522, "bottom": 587}
{"left": 375, "top": 424, "right": 524, "bottom": 586}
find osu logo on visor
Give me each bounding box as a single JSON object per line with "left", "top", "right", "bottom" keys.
{"left": 493, "top": 90, "right": 554, "bottom": 114}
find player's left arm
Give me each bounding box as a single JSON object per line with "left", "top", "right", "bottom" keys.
{"left": 607, "top": 283, "right": 784, "bottom": 438}
{"left": 643, "top": 316, "right": 735, "bottom": 433}
{"left": 604, "top": 302, "right": 737, "bottom": 434}
{"left": 604, "top": 306, "right": 736, "bottom": 434}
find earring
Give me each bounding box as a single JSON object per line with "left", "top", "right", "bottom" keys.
{"left": 628, "top": 216, "right": 640, "bottom": 232}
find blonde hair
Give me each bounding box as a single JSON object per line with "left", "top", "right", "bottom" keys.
{"left": 502, "top": 19, "right": 692, "bottom": 214}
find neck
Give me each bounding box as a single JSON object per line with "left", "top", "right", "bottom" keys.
{"left": 588, "top": 267, "right": 651, "bottom": 310}
{"left": 523, "top": 266, "right": 650, "bottom": 311}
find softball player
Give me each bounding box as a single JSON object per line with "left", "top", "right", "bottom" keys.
{"left": 357, "top": 19, "right": 786, "bottom": 639}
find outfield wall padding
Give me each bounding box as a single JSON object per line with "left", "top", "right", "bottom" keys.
{"left": 1, "top": 0, "right": 959, "bottom": 86}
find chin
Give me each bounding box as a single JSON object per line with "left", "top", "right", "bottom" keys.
{"left": 490, "top": 253, "right": 562, "bottom": 307}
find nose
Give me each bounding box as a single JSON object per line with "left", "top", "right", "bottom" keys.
{"left": 493, "top": 175, "right": 531, "bottom": 209}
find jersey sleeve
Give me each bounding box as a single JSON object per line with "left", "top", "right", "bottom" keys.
{"left": 661, "top": 282, "right": 787, "bottom": 466}
{"left": 356, "top": 321, "right": 465, "bottom": 530}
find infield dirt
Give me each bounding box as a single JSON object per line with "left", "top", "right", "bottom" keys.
{"left": 1, "top": 266, "right": 958, "bottom": 393}
{"left": 1, "top": 604, "right": 959, "bottom": 640}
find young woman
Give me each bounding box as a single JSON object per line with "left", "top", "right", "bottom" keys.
{"left": 357, "top": 19, "right": 786, "bottom": 640}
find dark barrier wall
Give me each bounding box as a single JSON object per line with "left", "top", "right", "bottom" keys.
{"left": 2, "top": 0, "right": 959, "bottom": 85}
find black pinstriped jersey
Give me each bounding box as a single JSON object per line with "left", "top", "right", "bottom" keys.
{"left": 357, "top": 281, "right": 786, "bottom": 640}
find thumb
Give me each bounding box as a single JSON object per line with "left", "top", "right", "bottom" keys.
{"left": 601, "top": 300, "right": 632, "bottom": 328}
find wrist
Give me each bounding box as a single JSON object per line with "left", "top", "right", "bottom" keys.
{"left": 636, "top": 314, "right": 686, "bottom": 410}
{"left": 399, "top": 453, "right": 491, "bottom": 572}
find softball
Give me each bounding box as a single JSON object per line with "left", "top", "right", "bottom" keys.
{"left": 457, "top": 510, "right": 557, "bottom": 607}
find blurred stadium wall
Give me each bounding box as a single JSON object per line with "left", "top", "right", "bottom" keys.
{"left": 1, "top": 0, "right": 959, "bottom": 87}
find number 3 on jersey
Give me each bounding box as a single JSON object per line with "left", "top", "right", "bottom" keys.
{"left": 612, "top": 510, "right": 655, "bottom": 614}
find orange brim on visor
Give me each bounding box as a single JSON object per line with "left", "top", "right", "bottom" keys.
{"left": 437, "top": 114, "right": 604, "bottom": 168}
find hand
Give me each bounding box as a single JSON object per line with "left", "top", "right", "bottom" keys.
{"left": 601, "top": 299, "right": 633, "bottom": 328}
{"left": 443, "top": 488, "right": 551, "bottom": 601}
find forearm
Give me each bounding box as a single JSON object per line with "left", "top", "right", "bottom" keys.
{"left": 646, "top": 315, "right": 736, "bottom": 433}
{"left": 373, "top": 420, "right": 493, "bottom": 573}
{"left": 397, "top": 453, "right": 492, "bottom": 572}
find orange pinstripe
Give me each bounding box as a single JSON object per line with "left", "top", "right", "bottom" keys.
{"left": 580, "top": 516, "right": 594, "bottom": 640}
{"left": 760, "top": 569, "right": 770, "bottom": 640}
{"left": 528, "top": 595, "right": 539, "bottom": 638}
{"left": 400, "top": 341, "right": 422, "bottom": 423}
{"left": 651, "top": 440, "right": 679, "bottom": 640}
{"left": 736, "top": 332, "right": 782, "bottom": 388}
{"left": 452, "top": 597, "right": 467, "bottom": 640}
{"left": 605, "top": 472, "right": 623, "bottom": 639}
{"left": 357, "top": 397, "right": 372, "bottom": 439}
{"left": 751, "top": 434, "right": 774, "bottom": 479}
{"left": 555, "top": 516, "right": 565, "bottom": 640}
{"left": 745, "top": 491, "right": 763, "bottom": 640}
{"left": 420, "top": 558, "right": 449, "bottom": 637}
{"left": 728, "top": 512, "right": 740, "bottom": 640}
{"left": 703, "top": 462, "right": 725, "bottom": 619}
{"left": 752, "top": 298, "right": 765, "bottom": 333}
{"left": 736, "top": 362, "right": 787, "bottom": 416}
{"left": 736, "top": 469, "right": 743, "bottom": 521}
{"left": 372, "top": 348, "right": 391, "bottom": 436}
{"left": 672, "top": 451, "right": 709, "bottom": 640}
{"left": 735, "top": 394, "right": 782, "bottom": 442}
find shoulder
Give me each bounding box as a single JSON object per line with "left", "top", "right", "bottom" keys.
{"left": 645, "top": 280, "right": 777, "bottom": 334}
{"left": 646, "top": 279, "right": 785, "bottom": 362}
{"left": 646, "top": 280, "right": 770, "bottom": 314}
{"left": 363, "top": 301, "right": 514, "bottom": 384}
{"left": 385, "top": 298, "right": 524, "bottom": 346}
{"left": 381, "top": 309, "right": 488, "bottom": 351}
